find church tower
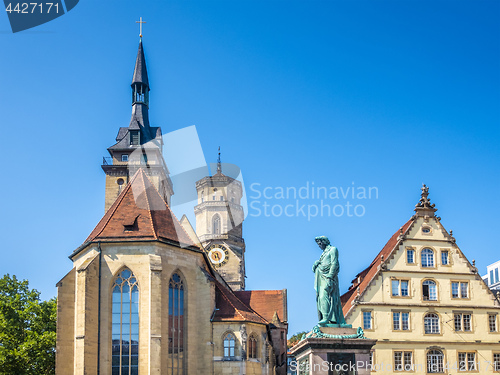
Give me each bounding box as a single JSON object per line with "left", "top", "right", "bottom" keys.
{"left": 101, "top": 39, "right": 174, "bottom": 212}
{"left": 194, "top": 151, "right": 246, "bottom": 290}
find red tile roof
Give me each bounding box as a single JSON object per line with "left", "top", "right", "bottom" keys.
{"left": 235, "top": 290, "right": 287, "bottom": 323}
{"left": 341, "top": 218, "right": 414, "bottom": 317}
{"left": 212, "top": 280, "right": 269, "bottom": 324}
{"left": 73, "top": 169, "right": 198, "bottom": 256}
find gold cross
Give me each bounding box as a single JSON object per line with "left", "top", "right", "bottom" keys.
{"left": 136, "top": 17, "right": 146, "bottom": 38}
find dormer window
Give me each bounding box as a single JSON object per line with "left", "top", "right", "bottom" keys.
{"left": 121, "top": 154, "right": 129, "bottom": 162}
{"left": 130, "top": 131, "right": 140, "bottom": 145}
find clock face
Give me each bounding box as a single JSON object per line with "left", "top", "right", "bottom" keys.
{"left": 207, "top": 244, "right": 230, "bottom": 267}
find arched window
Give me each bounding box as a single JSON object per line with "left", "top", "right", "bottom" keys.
{"left": 421, "top": 248, "right": 435, "bottom": 267}
{"left": 248, "top": 336, "right": 258, "bottom": 359}
{"left": 112, "top": 268, "right": 139, "bottom": 375}
{"left": 424, "top": 313, "right": 440, "bottom": 334}
{"left": 213, "top": 214, "right": 221, "bottom": 235}
{"left": 427, "top": 349, "right": 444, "bottom": 373}
{"left": 422, "top": 280, "right": 437, "bottom": 301}
{"left": 223, "top": 333, "right": 236, "bottom": 358}
{"left": 169, "top": 273, "right": 185, "bottom": 375}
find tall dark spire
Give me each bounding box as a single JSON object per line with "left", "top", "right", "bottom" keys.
{"left": 132, "top": 40, "right": 149, "bottom": 88}
{"left": 217, "top": 146, "right": 222, "bottom": 175}
{"left": 129, "top": 40, "right": 151, "bottom": 132}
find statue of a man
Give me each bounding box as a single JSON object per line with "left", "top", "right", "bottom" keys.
{"left": 313, "top": 236, "right": 346, "bottom": 326}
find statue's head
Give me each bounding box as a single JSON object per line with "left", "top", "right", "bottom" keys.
{"left": 315, "top": 236, "right": 330, "bottom": 250}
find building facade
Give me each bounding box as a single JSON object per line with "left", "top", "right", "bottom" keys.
{"left": 341, "top": 185, "right": 500, "bottom": 374}
{"left": 483, "top": 260, "right": 500, "bottom": 292}
{"left": 55, "top": 38, "right": 288, "bottom": 375}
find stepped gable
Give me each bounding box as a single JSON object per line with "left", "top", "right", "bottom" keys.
{"left": 341, "top": 218, "right": 413, "bottom": 316}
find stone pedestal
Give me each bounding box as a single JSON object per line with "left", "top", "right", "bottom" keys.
{"left": 289, "top": 327, "right": 376, "bottom": 375}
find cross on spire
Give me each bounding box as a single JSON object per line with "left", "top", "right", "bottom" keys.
{"left": 136, "top": 17, "right": 146, "bottom": 38}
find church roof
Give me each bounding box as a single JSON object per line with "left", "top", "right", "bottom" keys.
{"left": 132, "top": 40, "right": 149, "bottom": 87}
{"left": 234, "top": 290, "right": 288, "bottom": 323}
{"left": 212, "top": 280, "right": 269, "bottom": 325}
{"left": 341, "top": 218, "right": 414, "bottom": 317}
{"left": 71, "top": 169, "right": 198, "bottom": 258}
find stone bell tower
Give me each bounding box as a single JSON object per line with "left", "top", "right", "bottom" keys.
{"left": 194, "top": 151, "right": 246, "bottom": 290}
{"left": 101, "top": 38, "right": 174, "bottom": 212}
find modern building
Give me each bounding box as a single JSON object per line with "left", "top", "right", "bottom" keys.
{"left": 483, "top": 260, "right": 500, "bottom": 292}
{"left": 341, "top": 185, "right": 500, "bottom": 374}
{"left": 55, "top": 37, "right": 288, "bottom": 375}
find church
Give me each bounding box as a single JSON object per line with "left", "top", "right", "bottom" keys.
{"left": 55, "top": 37, "right": 288, "bottom": 375}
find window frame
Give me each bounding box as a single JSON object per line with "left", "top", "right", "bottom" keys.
{"left": 457, "top": 351, "right": 477, "bottom": 372}
{"left": 489, "top": 313, "right": 498, "bottom": 333}
{"left": 451, "top": 281, "right": 469, "bottom": 300}
{"left": 426, "top": 349, "right": 445, "bottom": 373}
{"left": 493, "top": 352, "right": 500, "bottom": 372}
{"left": 391, "top": 279, "right": 410, "bottom": 298}
{"left": 393, "top": 350, "right": 414, "bottom": 372}
{"left": 223, "top": 332, "right": 237, "bottom": 359}
{"left": 392, "top": 310, "right": 411, "bottom": 332}
{"left": 129, "top": 130, "right": 140, "bottom": 146}
{"left": 212, "top": 214, "right": 221, "bottom": 235}
{"left": 248, "top": 335, "right": 258, "bottom": 360}
{"left": 362, "top": 310, "right": 373, "bottom": 331}
{"left": 423, "top": 313, "right": 440, "bottom": 335}
{"left": 168, "top": 271, "right": 186, "bottom": 375}
{"left": 440, "top": 249, "right": 450, "bottom": 266}
{"left": 453, "top": 312, "right": 473, "bottom": 333}
{"left": 111, "top": 267, "right": 140, "bottom": 375}
{"left": 406, "top": 248, "right": 416, "bottom": 265}
{"left": 422, "top": 279, "right": 438, "bottom": 302}
{"left": 421, "top": 248, "right": 435, "bottom": 268}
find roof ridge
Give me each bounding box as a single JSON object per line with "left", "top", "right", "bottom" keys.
{"left": 216, "top": 281, "right": 268, "bottom": 324}
{"left": 139, "top": 170, "right": 158, "bottom": 240}
{"left": 85, "top": 171, "right": 140, "bottom": 242}
{"left": 342, "top": 217, "right": 414, "bottom": 318}
{"left": 146, "top": 175, "right": 199, "bottom": 250}
{"left": 217, "top": 283, "right": 246, "bottom": 321}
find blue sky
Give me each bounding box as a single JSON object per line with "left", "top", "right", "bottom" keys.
{"left": 1, "top": 0, "right": 499, "bottom": 335}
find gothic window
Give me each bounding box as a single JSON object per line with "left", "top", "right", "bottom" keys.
{"left": 168, "top": 273, "right": 185, "bottom": 375}
{"left": 422, "top": 280, "right": 437, "bottom": 301}
{"left": 426, "top": 350, "right": 444, "bottom": 373}
{"left": 112, "top": 268, "right": 139, "bottom": 375}
{"left": 248, "top": 336, "right": 257, "bottom": 359}
{"left": 223, "top": 333, "right": 236, "bottom": 358}
{"left": 421, "top": 248, "right": 434, "bottom": 267}
{"left": 213, "top": 214, "right": 221, "bottom": 235}
{"left": 424, "top": 313, "right": 440, "bottom": 334}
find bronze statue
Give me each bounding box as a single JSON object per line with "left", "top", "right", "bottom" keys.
{"left": 313, "top": 236, "right": 347, "bottom": 327}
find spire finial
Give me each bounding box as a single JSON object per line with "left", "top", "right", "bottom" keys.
{"left": 136, "top": 17, "right": 146, "bottom": 38}
{"left": 217, "top": 146, "right": 222, "bottom": 174}
{"left": 414, "top": 183, "right": 437, "bottom": 215}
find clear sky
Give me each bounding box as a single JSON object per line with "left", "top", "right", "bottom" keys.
{"left": 1, "top": 0, "right": 499, "bottom": 336}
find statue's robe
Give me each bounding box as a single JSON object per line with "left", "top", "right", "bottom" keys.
{"left": 314, "top": 245, "right": 346, "bottom": 325}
